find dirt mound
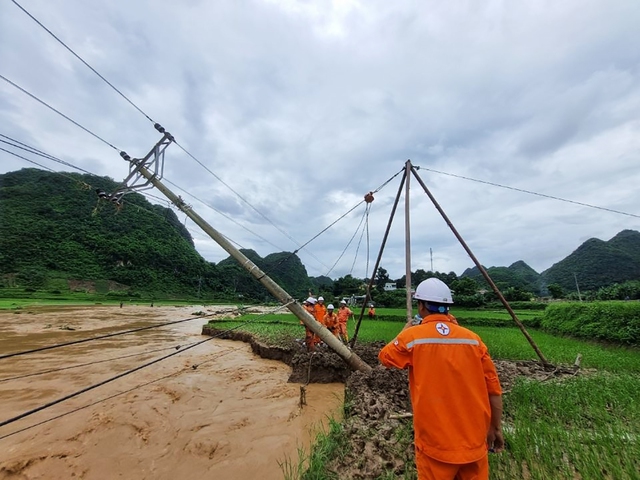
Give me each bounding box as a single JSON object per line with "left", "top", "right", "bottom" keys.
{"left": 323, "top": 357, "right": 584, "bottom": 479}
{"left": 201, "top": 328, "right": 589, "bottom": 478}
{"left": 288, "top": 343, "right": 383, "bottom": 384}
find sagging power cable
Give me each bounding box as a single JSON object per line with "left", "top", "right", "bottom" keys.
{"left": 0, "top": 74, "right": 120, "bottom": 152}
{"left": 0, "top": 302, "right": 293, "bottom": 432}
{"left": 324, "top": 203, "right": 370, "bottom": 278}
{"left": 0, "top": 146, "right": 58, "bottom": 173}
{"left": 0, "top": 345, "right": 238, "bottom": 442}
{"left": 0, "top": 334, "right": 217, "bottom": 428}
{"left": 0, "top": 134, "right": 95, "bottom": 176}
{"left": 164, "top": 178, "right": 283, "bottom": 253}
{"left": 7, "top": 0, "right": 327, "bottom": 272}
{"left": 262, "top": 168, "right": 403, "bottom": 280}
{"left": 350, "top": 203, "right": 372, "bottom": 278}
{"left": 420, "top": 166, "right": 640, "bottom": 219}
{"left": 0, "top": 312, "right": 229, "bottom": 360}
{"left": 0, "top": 341, "right": 198, "bottom": 383}
{"left": 9, "top": 0, "right": 157, "bottom": 126}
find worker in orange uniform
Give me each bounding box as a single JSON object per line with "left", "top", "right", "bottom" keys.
{"left": 323, "top": 304, "right": 340, "bottom": 337}
{"left": 302, "top": 297, "right": 318, "bottom": 352}
{"left": 368, "top": 304, "right": 376, "bottom": 319}
{"left": 378, "top": 278, "right": 504, "bottom": 480}
{"left": 337, "top": 300, "right": 354, "bottom": 343}
{"left": 314, "top": 296, "right": 328, "bottom": 326}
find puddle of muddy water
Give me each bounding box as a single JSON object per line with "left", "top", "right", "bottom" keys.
{"left": 0, "top": 305, "right": 343, "bottom": 480}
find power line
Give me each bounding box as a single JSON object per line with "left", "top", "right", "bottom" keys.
{"left": 0, "top": 134, "right": 95, "bottom": 175}
{"left": 419, "top": 166, "right": 640, "bottom": 219}
{"left": 0, "top": 346, "right": 239, "bottom": 442}
{"left": 5, "top": 0, "right": 387, "bottom": 277}
{"left": 174, "top": 141, "right": 308, "bottom": 248}
{"left": 0, "top": 342, "right": 194, "bottom": 383}
{"left": 0, "top": 312, "right": 222, "bottom": 360}
{"left": 324, "top": 204, "right": 370, "bottom": 277}
{"left": 0, "top": 74, "right": 120, "bottom": 152}
{"left": 164, "top": 178, "right": 283, "bottom": 252}
{"left": 0, "top": 335, "right": 217, "bottom": 428}
{"left": 0, "top": 146, "right": 57, "bottom": 172}
{"left": 9, "top": 0, "right": 156, "bottom": 126}
{"left": 0, "top": 302, "right": 292, "bottom": 433}
{"left": 7, "top": 0, "right": 329, "bottom": 270}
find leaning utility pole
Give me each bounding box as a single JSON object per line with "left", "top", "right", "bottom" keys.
{"left": 108, "top": 133, "right": 371, "bottom": 373}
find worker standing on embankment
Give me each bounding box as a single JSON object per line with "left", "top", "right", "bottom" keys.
{"left": 302, "top": 297, "right": 318, "bottom": 352}
{"left": 378, "top": 277, "right": 504, "bottom": 480}
{"left": 337, "top": 300, "right": 353, "bottom": 344}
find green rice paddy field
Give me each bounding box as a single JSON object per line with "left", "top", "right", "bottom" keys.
{"left": 209, "top": 307, "right": 640, "bottom": 480}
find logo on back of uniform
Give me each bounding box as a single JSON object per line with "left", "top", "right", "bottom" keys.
{"left": 436, "top": 322, "right": 450, "bottom": 336}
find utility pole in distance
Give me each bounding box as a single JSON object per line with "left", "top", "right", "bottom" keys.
{"left": 574, "top": 273, "right": 582, "bottom": 302}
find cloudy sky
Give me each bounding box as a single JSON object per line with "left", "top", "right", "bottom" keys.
{"left": 1, "top": 0, "right": 639, "bottom": 281}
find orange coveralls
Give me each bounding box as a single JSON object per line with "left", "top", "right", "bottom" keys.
{"left": 314, "top": 303, "right": 327, "bottom": 325}
{"left": 378, "top": 314, "right": 502, "bottom": 480}
{"left": 336, "top": 305, "right": 353, "bottom": 341}
{"left": 303, "top": 303, "right": 318, "bottom": 351}
{"left": 323, "top": 311, "right": 340, "bottom": 337}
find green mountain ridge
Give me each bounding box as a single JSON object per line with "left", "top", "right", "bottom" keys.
{"left": 461, "top": 230, "right": 640, "bottom": 294}
{"left": 2, "top": 168, "right": 638, "bottom": 299}
{"left": 0, "top": 168, "right": 311, "bottom": 300}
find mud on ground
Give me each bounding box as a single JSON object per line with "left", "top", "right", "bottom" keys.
{"left": 205, "top": 327, "right": 588, "bottom": 479}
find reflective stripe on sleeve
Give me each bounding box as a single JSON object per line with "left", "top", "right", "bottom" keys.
{"left": 406, "top": 338, "right": 480, "bottom": 349}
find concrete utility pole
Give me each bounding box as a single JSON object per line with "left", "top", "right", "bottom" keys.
{"left": 126, "top": 145, "right": 371, "bottom": 373}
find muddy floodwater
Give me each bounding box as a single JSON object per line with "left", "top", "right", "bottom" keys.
{"left": 0, "top": 305, "right": 344, "bottom": 479}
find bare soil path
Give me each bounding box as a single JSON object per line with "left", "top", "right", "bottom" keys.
{"left": 0, "top": 304, "right": 343, "bottom": 480}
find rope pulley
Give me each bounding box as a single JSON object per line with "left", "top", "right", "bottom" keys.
{"left": 364, "top": 191, "right": 374, "bottom": 203}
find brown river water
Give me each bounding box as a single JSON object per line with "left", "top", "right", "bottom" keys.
{"left": 0, "top": 305, "right": 344, "bottom": 479}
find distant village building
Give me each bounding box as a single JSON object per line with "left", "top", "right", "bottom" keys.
{"left": 384, "top": 282, "right": 397, "bottom": 291}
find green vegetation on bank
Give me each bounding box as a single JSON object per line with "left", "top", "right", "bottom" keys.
{"left": 207, "top": 308, "right": 640, "bottom": 373}
{"left": 541, "top": 301, "right": 640, "bottom": 345}
{"left": 492, "top": 374, "right": 640, "bottom": 479}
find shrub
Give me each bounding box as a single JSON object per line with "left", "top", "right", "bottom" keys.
{"left": 540, "top": 301, "right": 640, "bottom": 346}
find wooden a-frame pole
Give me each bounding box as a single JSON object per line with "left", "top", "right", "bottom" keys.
{"left": 410, "top": 165, "right": 550, "bottom": 366}
{"left": 134, "top": 164, "right": 372, "bottom": 373}
{"left": 350, "top": 168, "right": 407, "bottom": 347}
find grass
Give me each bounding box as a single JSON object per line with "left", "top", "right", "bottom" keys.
{"left": 491, "top": 373, "right": 640, "bottom": 479}
{"left": 210, "top": 309, "right": 640, "bottom": 479}
{"left": 474, "top": 327, "right": 640, "bottom": 373}
{"left": 208, "top": 312, "right": 640, "bottom": 373}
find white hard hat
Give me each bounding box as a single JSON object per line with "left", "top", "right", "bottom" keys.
{"left": 306, "top": 297, "right": 317, "bottom": 304}
{"left": 318, "top": 296, "right": 324, "bottom": 301}
{"left": 340, "top": 300, "right": 347, "bottom": 304}
{"left": 327, "top": 304, "right": 334, "bottom": 310}
{"left": 413, "top": 278, "right": 454, "bottom": 304}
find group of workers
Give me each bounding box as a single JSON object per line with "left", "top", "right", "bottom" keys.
{"left": 301, "top": 295, "right": 354, "bottom": 351}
